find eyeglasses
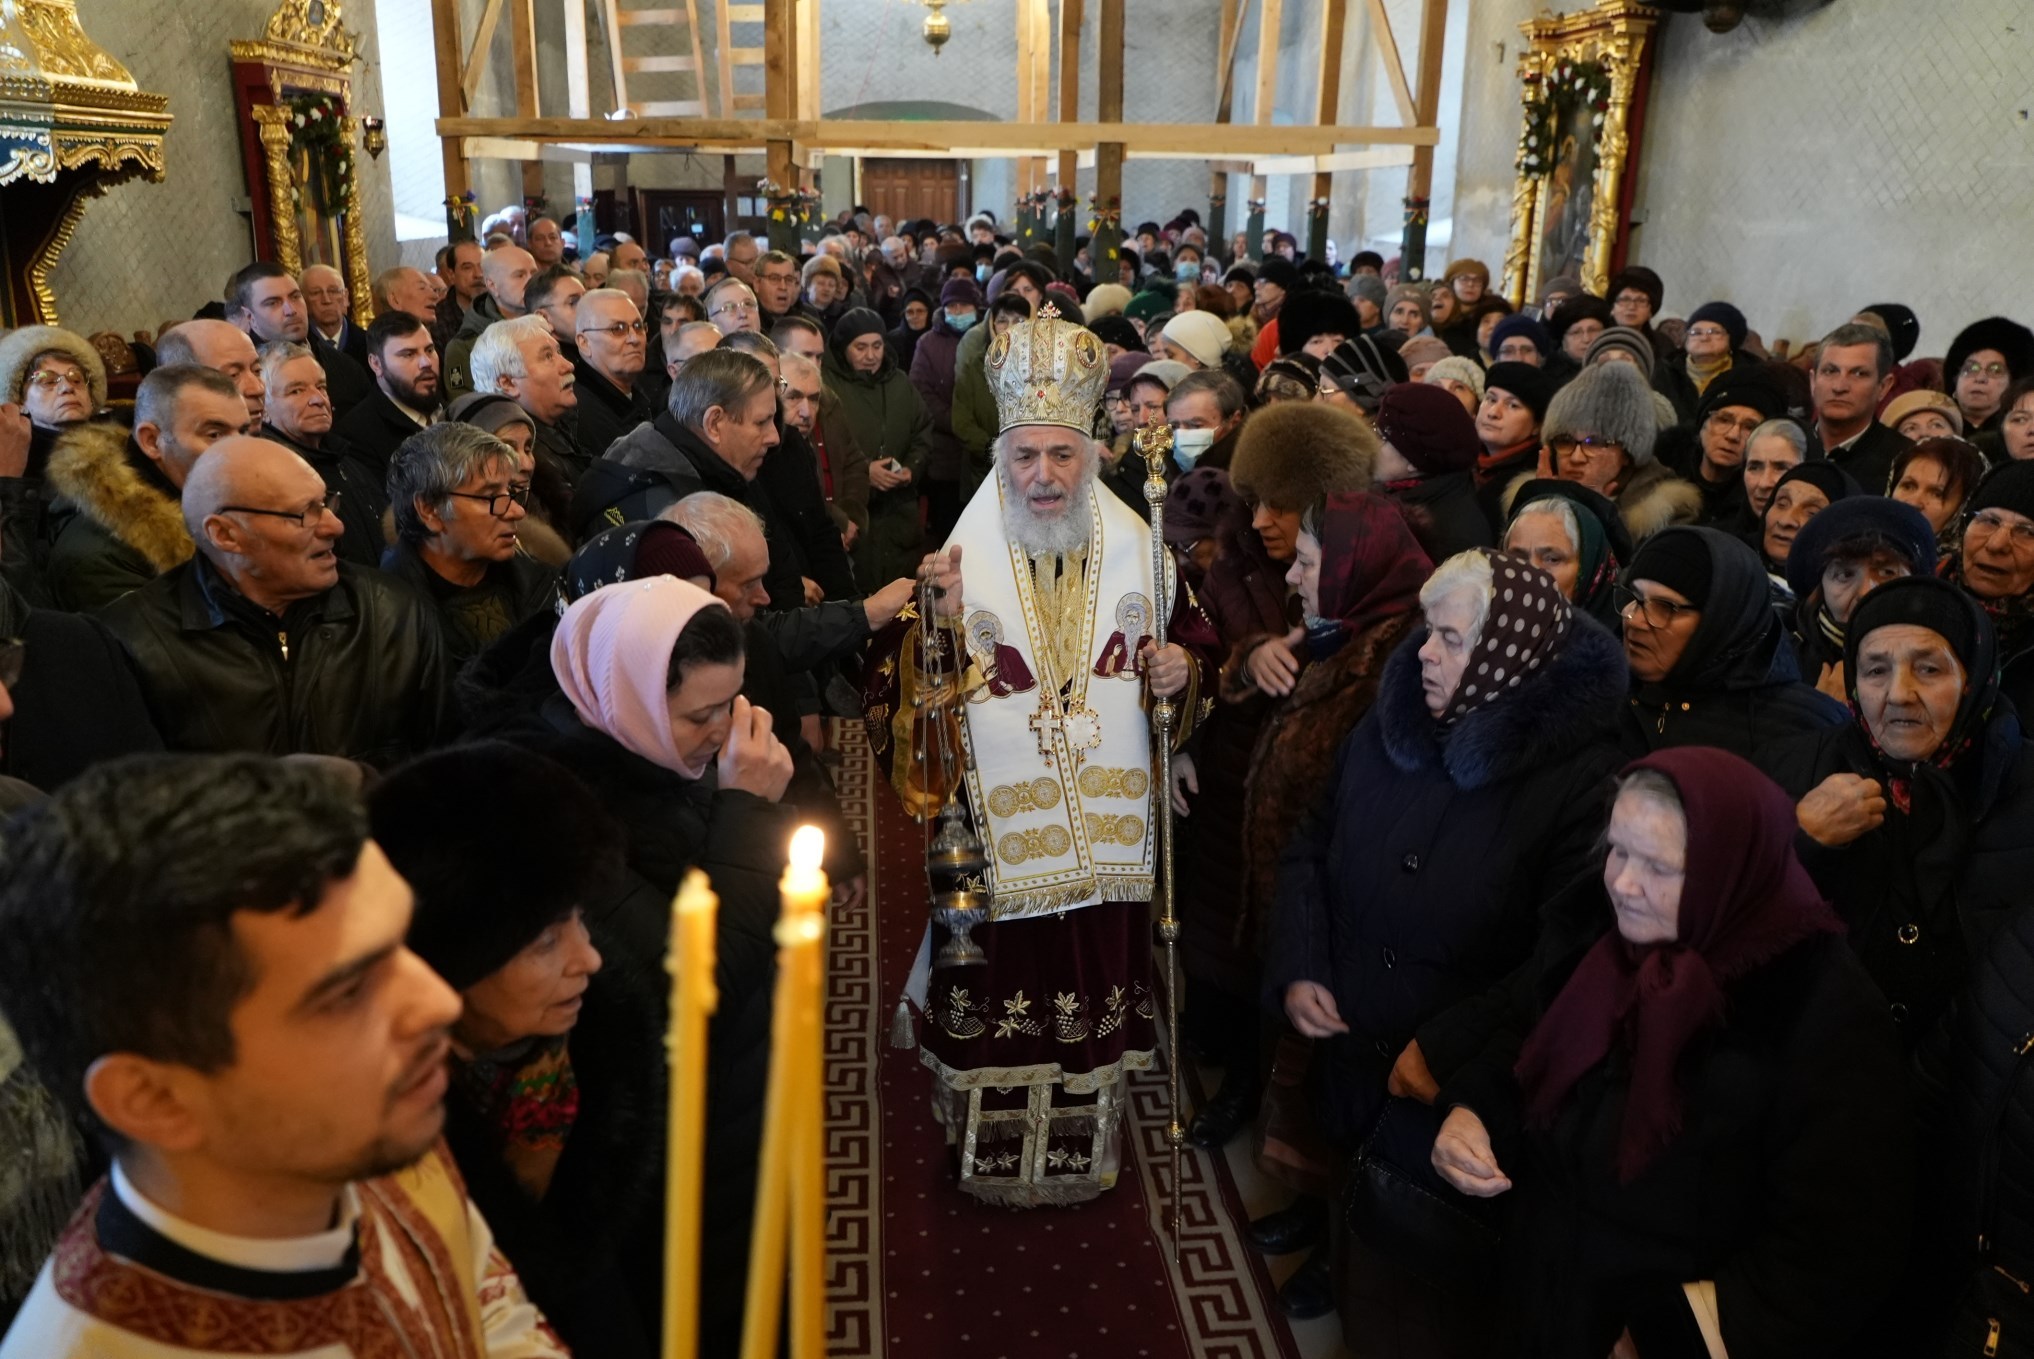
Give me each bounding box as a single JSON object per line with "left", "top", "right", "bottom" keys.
{"left": 580, "top": 319, "right": 648, "bottom": 338}
{"left": 712, "top": 299, "right": 760, "bottom": 317}
{"left": 1613, "top": 585, "right": 1699, "bottom": 630}
{"left": 25, "top": 369, "right": 87, "bottom": 393}
{"left": 1969, "top": 510, "right": 2034, "bottom": 550}
{"left": 1686, "top": 325, "right": 1729, "bottom": 341}
{"left": 0, "top": 637, "right": 23, "bottom": 689}
{"left": 219, "top": 491, "right": 342, "bottom": 528}
{"left": 445, "top": 485, "right": 531, "bottom": 517}
{"left": 1963, "top": 361, "right": 2010, "bottom": 380}
{"left": 1705, "top": 412, "right": 1763, "bottom": 436}
{"left": 1552, "top": 436, "right": 1626, "bottom": 458}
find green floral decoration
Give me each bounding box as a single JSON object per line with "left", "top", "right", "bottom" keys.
{"left": 1516, "top": 58, "right": 1613, "bottom": 177}
{"left": 285, "top": 92, "right": 354, "bottom": 210}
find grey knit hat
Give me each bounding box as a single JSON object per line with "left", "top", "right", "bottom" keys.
{"left": 1583, "top": 325, "right": 1656, "bottom": 379}
{"left": 1347, "top": 273, "right": 1388, "bottom": 312}
{"left": 1542, "top": 360, "right": 1658, "bottom": 467}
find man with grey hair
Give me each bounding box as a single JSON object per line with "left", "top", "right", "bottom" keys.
{"left": 301, "top": 264, "right": 366, "bottom": 367}
{"left": 256, "top": 342, "right": 389, "bottom": 566}
{"left": 44, "top": 365, "right": 249, "bottom": 610}
{"left": 781, "top": 349, "right": 867, "bottom": 547}
{"left": 443, "top": 243, "right": 538, "bottom": 398}
{"left": 571, "top": 287, "right": 652, "bottom": 464}
{"left": 863, "top": 307, "right": 1219, "bottom": 1208}
{"left": 704, "top": 276, "right": 762, "bottom": 335}
{"left": 381, "top": 422, "right": 556, "bottom": 663}
{"left": 667, "top": 320, "right": 722, "bottom": 380}
{"left": 371, "top": 266, "right": 438, "bottom": 327}
{"left": 722, "top": 230, "right": 759, "bottom": 285}
{"left": 607, "top": 268, "right": 650, "bottom": 317}
{"left": 98, "top": 434, "right": 449, "bottom": 762}
{"left": 468, "top": 314, "right": 581, "bottom": 526}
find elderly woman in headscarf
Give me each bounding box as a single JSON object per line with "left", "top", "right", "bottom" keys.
{"left": 1773, "top": 577, "right": 2034, "bottom": 1042}
{"left": 1230, "top": 493, "right": 1428, "bottom": 1295}
{"left": 1430, "top": 747, "right": 1913, "bottom": 1358}
{"left": 1502, "top": 476, "right": 1633, "bottom": 627}
{"left": 825, "top": 306, "right": 934, "bottom": 587}
{"left": 372, "top": 742, "right": 666, "bottom": 1359}
{"left": 1781, "top": 496, "right": 1936, "bottom": 698}
{"left": 1944, "top": 461, "right": 2034, "bottom": 717}
{"left": 1887, "top": 436, "right": 1985, "bottom": 555}
{"left": 1757, "top": 460, "right": 1860, "bottom": 590}
{"left": 1614, "top": 526, "right": 1845, "bottom": 763}
{"left": 1260, "top": 548, "right": 1627, "bottom": 1325}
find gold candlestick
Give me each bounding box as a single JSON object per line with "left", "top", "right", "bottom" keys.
{"left": 664, "top": 870, "right": 720, "bottom": 1359}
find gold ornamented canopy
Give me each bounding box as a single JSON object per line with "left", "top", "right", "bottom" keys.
{"left": 986, "top": 303, "right": 1109, "bottom": 435}
{"left": 0, "top": 0, "right": 171, "bottom": 324}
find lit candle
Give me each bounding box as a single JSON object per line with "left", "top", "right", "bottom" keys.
{"left": 664, "top": 869, "right": 719, "bottom": 1359}
{"left": 741, "top": 826, "right": 829, "bottom": 1359}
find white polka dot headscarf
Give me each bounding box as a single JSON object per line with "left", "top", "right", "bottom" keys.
{"left": 1444, "top": 548, "right": 1574, "bottom": 723}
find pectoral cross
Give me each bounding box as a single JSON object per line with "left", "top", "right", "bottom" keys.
{"left": 1029, "top": 691, "right": 1103, "bottom": 767}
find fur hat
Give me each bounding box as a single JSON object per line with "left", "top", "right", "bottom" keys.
{"left": 1442, "top": 258, "right": 1492, "bottom": 286}
{"left": 1084, "top": 282, "right": 1133, "bottom": 318}
{"left": 1543, "top": 361, "right": 1658, "bottom": 467}
{"left": 1230, "top": 401, "right": 1378, "bottom": 511}
{"left": 1255, "top": 256, "right": 1300, "bottom": 292}
{"left": 1686, "top": 301, "right": 1748, "bottom": 351}
{"left": 1276, "top": 290, "right": 1362, "bottom": 357}
{"left": 369, "top": 742, "right": 626, "bottom": 992}
{"left": 1880, "top": 388, "right": 1964, "bottom": 438}
{"left": 1946, "top": 317, "right": 2034, "bottom": 389}
{"left": 0, "top": 325, "right": 106, "bottom": 410}
{"left": 1607, "top": 265, "right": 1664, "bottom": 314}
{"left": 1424, "top": 356, "right": 1486, "bottom": 403}
{"left": 1160, "top": 310, "right": 1231, "bottom": 368}
{"left": 1584, "top": 326, "right": 1657, "bottom": 379}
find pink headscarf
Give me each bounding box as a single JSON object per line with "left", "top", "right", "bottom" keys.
{"left": 551, "top": 576, "right": 732, "bottom": 779}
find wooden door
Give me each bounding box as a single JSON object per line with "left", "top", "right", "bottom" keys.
{"left": 634, "top": 189, "right": 727, "bottom": 256}
{"left": 859, "top": 159, "right": 961, "bottom": 227}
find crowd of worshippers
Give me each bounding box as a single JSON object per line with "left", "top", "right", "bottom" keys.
{"left": 1, "top": 198, "right": 2034, "bottom": 1358}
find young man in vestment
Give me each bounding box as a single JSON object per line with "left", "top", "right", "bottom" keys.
{"left": 0, "top": 754, "right": 567, "bottom": 1358}
{"left": 865, "top": 305, "right": 1220, "bottom": 1206}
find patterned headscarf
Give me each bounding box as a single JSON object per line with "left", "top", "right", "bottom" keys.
{"left": 1442, "top": 549, "right": 1574, "bottom": 722}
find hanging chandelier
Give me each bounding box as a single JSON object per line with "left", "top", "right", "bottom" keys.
{"left": 922, "top": 0, "right": 951, "bottom": 55}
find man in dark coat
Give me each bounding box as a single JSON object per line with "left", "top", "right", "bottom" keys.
{"left": 569, "top": 287, "right": 654, "bottom": 465}
{"left": 907, "top": 277, "right": 984, "bottom": 544}
{"left": 1809, "top": 322, "right": 1910, "bottom": 495}
{"left": 257, "top": 343, "right": 391, "bottom": 568}
{"left": 0, "top": 571, "right": 160, "bottom": 791}
{"left": 331, "top": 311, "right": 442, "bottom": 475}
{"left": 225, "top": 260, "right": 373, "bottom": 418}
{"left": 98, "top": 436, "right": 450, "bottom": 765}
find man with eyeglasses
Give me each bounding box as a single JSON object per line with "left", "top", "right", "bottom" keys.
{"left": 1809, "top": 322, "right": 1907, "bottom": 496}
{"left": 381, "top": 423, "right": 556, "bottom": 665}
{"left": 752, "top": 249, "right": 814, "bottom": 329}
{"left": 703, "top": 276, "right": 763, "bottom": 335}
{"left": 98, "top": 436, "right": 450, "bottom": 764}
{"left": 255, "top": 344, "right": 392, "bottom": 569}
{"left": 1668, "top": 368, "right": 1787, "bottom": 528}
{"left": 569, "top": 288, "right": 653, "bottom": 468}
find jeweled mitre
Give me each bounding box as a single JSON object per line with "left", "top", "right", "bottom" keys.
{"left": 986, "top": 303, "right": 1108, "bottom": 434}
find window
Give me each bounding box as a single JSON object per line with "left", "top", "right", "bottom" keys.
{"left": 372, "top": 0, "right": 448, "bottom": 241}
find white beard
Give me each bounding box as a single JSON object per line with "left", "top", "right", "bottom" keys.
{"left": 999, "top": 464, "right": 1096, "bottom": 558}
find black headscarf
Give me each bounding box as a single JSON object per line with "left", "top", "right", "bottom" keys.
{"left": 1506, "top": 477, "right": 1633, "bottom": 626}
{"left": 1842, "top": 575, "right": 1999, "bottom": 798}
{"left": 1630, "top": 526, "right": 1793, "bottom": 694}
{"left": 826, "top": 306, "right": 892, "bottom": 381}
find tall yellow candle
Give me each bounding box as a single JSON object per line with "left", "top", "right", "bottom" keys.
{"left": 741, "top": 826, "right": 829, "bottom": 1359}
{"left": 664, "top": 869, "right": 719, "bottom": 1359}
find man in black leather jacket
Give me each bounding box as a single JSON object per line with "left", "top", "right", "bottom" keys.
{"left": 98, "top": 435, "right": 450, "bottom": 766}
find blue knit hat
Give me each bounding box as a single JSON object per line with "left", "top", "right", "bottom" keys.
{"left": 1784, "top": 495, "right": 1937, "bottom": 603}
{"left": 1488, "top": 313, "right": 1553, "bottom": 360}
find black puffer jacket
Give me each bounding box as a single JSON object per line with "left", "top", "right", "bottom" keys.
{"left": 1263, "top": 614, "right": 1628, "bottom": 1144}
{"left": 97, "top": 557, "right": 451, "bottom": 764}
{"left": 1618, "top": 526, "right": 1845, "bottom": 766}
{"left": 0, "top": 576, "right": 160, "bottom": 790}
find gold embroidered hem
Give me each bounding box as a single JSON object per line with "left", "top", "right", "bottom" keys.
{"left": 922, "top": 1053, "right": 1156, "bottom": 1208}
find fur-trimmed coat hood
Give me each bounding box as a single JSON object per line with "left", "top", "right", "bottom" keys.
{"left": 1502, "top": 460, "right": 1701, "bottom": 549}
{"left": 45, "top": 422, "right": 192, "bottom": 572}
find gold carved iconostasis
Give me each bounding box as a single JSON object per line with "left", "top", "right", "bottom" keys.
{"left": 0, "top": 0, "right": 170, "bottom": 328}
{"left": 1500, "top": 0, "right": 1660, "bottom": 307}
{"left": 230, "top": 0, "right": 376, "bottom": 326}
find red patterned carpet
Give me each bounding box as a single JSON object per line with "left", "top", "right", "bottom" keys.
{"left": 823, "top": 724, "right": 1301, "bottom": 1359}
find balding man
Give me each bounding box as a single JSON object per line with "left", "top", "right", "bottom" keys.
{"left": 371, "top": 266, "right": 438, "bottom": 327}
{"left": 609, "top": 237, "right": 648, "bottom": 275}
{"left": 527, "top": 214, "right": 565, "bottom": 268}
{"left": 668, "top": 321, "right": 722, "bottom": 380}
{"left": 98, "top": 435, "right": 448, "bottom": 763}
{"left": 301, "top": 264, "right": 366, "bottom": 367}
{"left": 42, "top": 365, "right": 248, "bottom": 611}
{"left": 155, "top": 319, "right": 266, "bottom": 426}
{"left": 443, "top": 244, "right": 538, "bottom": 399}
{"left": 571, "top": 287, "right": 652, "bottom": 464}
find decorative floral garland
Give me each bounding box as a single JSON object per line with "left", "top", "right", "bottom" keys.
{"left": 1244, "top": 197, "right": 1267, "bottom": 216}
{"left": 757, "top": 180, "right": 823, "bottom": 224}
{"left": 285, "top": 92, "right": 353, "bottom": 209}
{"left": 445, "top": 189, "right": 478, "bottom": 229}
{"left": 1402, "top": 194, "right": 1430, "bottom": 227}
{"left": 1085, "top": 194, "right": 1121, "bottom": 233}
{"left": 1306, "top": 196, "right": 1331, "bottom": 220}
{"left": 1517, "top": 58, "right": 1613, "bottom": 176}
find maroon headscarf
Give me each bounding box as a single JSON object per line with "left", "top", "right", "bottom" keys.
{"left": 1314, "top": 492, "right": 1431, "bottom": 637}
{"left": 1512, "top": 746, "right": 1844, "bottom": 1183}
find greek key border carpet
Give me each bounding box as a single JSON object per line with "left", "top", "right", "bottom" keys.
{"left": 825, "top": 721, "right": 1300, "bottom": 1359}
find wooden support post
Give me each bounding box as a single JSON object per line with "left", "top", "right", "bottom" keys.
{"left": 764, "top": 0, "right": 798, "bottom": 251}
{"left": 1055, "top": 0, "right": 1084, "bottom": 272}
{"left": 562, "top": 0, "right": 593, "bottom": 212}
{"left": 1093, "top": 0, "right": 1125, "bottom": 277}
{"left": 1400, "top": 0, "right": 1449, "bottom": 280}
{"left": 1307, "top": 0, "right": 1346, "bottom": 263}
{"left": 1247, "top": 0, "right": 1281, "bottom": 261}
{"left": 509, "top": 0, "right": 545, "bottom": 207}
{"left": 431, "top": 0, "right": 474, "bottom": 239}
{"left": 1208, "top": 0, "right": 1243, "bottom": 251}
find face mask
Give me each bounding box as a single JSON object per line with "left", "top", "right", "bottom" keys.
{"left": 976, "top": 264, "right": 990, "bottom": 282}
{"left": 946, "top": 310, "right": 978, "bottom": 333}
{"left": 1176, "top": 260, "right": 1199, "bottom": 281}
{"left": 1172, "top": 427, "right": 1216, "bottom": 470}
